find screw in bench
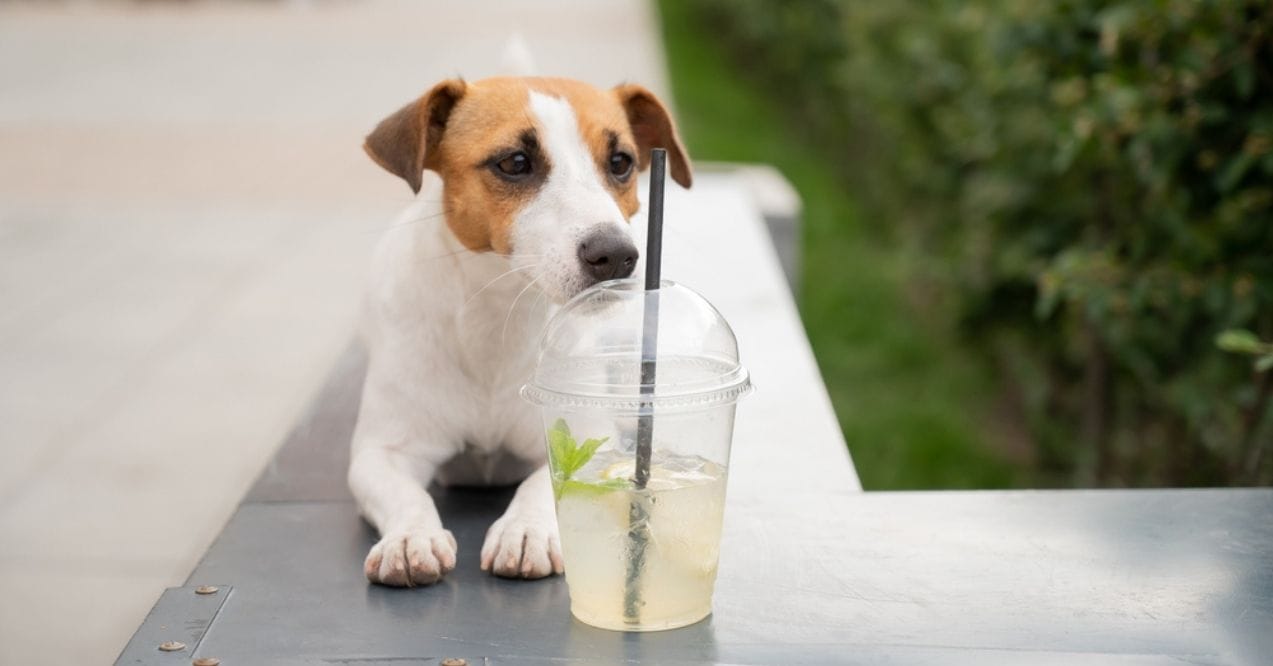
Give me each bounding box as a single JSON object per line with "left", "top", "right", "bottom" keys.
{"left": 193, "top": 658, "right": 221, "bottom": 666}
{"left": 158, "top": 641, "right": 185, "bottom": 652}
{"left": 194, "top": 585, "right": 219, "bottom": 595}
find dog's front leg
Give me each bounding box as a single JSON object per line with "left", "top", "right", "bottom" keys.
{"left": 349, "top": 446, "right": 457, "bottom": 586}
{"left": 481, "top": 464, "right": 564, "bottom": 579}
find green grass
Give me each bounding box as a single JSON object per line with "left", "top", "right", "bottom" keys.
{"left": 658, "top": 0, "right": 1031, "bottom": 489}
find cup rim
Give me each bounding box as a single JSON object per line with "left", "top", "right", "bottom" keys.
{"left": 520, "top": 369, "right": 752, "bottom": 412}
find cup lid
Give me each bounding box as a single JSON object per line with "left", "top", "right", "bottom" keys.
{"left": 521, "top": 279, "right": 751, "bottom": 411}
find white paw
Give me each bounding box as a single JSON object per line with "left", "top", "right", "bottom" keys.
{"left": 480, "top": 512, "right": 564, "bottom": 579}
{"left": 364, "top": 527, "right": 457, "bottom": 587}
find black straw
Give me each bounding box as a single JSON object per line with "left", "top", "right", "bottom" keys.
{"left": 624, "top": 148, "right": 667, "bottom": 624}
{"left": 642, "top": 154, "right": 666, "bottom": 292}
{"left": 635, "top": 149, "right": 666, "bottom": 487}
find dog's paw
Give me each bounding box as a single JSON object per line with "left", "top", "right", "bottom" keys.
{"left": 480, "top": 512, "right": 564, "bottom": 579}
{"left": 364, "top": 527, "right": 457, "bottom": 587}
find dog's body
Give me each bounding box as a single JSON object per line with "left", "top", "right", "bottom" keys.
{"left": 349, "top": 77, "right": 690, "bottom": 586}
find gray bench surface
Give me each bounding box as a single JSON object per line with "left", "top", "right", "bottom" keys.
{"left": 116, "top": 345, "right": 1273, "bottom": 665}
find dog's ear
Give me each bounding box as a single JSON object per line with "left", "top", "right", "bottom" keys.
{"left": 613, "top": 84, "right": 692, "bottom": 189}
{"left": 364, "top": 79, "right": 466, "bottom": 194}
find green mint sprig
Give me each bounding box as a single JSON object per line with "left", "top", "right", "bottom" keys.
{"left": 547, "top": 419, "right": 628, "bottom": 499}
{"left": 556, "top": 477, "right": 631, "bottom": 497}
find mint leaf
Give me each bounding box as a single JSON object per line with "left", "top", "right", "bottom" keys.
{"left": 546, "top": 420, "right": 612, "bottom": 499}
{"left": 547, "top": 419, "right": 574, "bottom": 474}
{"left": 558, "top": 477, "right": 630, "bottom": 498}
{"left": 577, "top": 437, "right": 608, "bottom": 468}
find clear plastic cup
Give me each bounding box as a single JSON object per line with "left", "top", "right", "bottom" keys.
{"left": 521, "top": 278, "right": 751, "bottom": 632}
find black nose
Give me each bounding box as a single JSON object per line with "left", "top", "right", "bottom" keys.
{"left": 577, "top": 231, "right": 639, "bottom": 282}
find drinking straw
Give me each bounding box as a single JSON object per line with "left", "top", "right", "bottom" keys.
{"left": 624, "top": 148, "right": 667, "bottom": 623}
{"left": 636, "top": 148, "right": 666, "bottom": 487}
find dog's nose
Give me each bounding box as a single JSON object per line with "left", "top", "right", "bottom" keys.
{"left": 577, "top": 232, "right": 639, "bottom": 282}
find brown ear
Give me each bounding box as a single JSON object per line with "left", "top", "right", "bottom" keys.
{"left": 363, "top": 79, "right": 466, "bottom": 194}
{"left": 613, "top": 84, "right": 693, "bottom": 188}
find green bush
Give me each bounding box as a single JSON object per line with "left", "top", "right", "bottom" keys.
{"left": 688, "top": 0, "right": 1273, "bottom": 485}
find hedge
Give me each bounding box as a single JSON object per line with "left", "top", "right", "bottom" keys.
{"left": 688, "top": 0, "right": 1273, "bottom": 485}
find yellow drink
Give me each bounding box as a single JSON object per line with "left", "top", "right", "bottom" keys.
{"left": 554, "top": 449, "right": 727, "bottom": 631}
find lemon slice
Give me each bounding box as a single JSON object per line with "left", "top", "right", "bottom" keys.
{"left": 601, "top": 460, "right": 635, "bottom": 481}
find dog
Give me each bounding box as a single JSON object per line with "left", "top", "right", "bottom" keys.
{"left": 349, "top": 76, "right": 692, "bottom": 586}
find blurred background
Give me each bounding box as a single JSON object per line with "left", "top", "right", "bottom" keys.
{"left": 661, "top": 0, "right": 1273, "bottom": 489}
{"left": 1, "top": 0, "right": 1270, "bottom": 662}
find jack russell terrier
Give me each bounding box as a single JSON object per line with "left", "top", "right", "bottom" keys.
{"left": 350, "top": 76, "right": 692, "bottom": 586}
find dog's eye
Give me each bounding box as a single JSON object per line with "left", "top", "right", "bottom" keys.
{"left": 609, "top": 152, "right": 634, "bottom": 180}
{"left": 495, "top": 152, "right": 532, "bottom": 178}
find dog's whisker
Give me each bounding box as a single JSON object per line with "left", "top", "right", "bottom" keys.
{"left": 524, "top": 287, "right": 549, "bottom": 334}
{"left": 462, "top": 264, "right": 538, "bottom": 309}
{"left": 500, "top": 276, "right": 540, "bottom": 347}
{"left": 428, "top": 250, "right": 544, "bottom": 262}
{"left": 418, "top": 247, "right": 492, "bottom": 261}
{"left": 364, "top": 210, "right": 450, "bottom": 235}
{"left": 388, "top": 210, "right": 449, "bottom": 225}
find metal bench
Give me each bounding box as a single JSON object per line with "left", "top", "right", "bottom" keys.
{"left": 116, "top": 174, "right": 1272, "bottom": 665}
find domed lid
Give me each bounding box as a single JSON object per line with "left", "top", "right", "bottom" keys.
{"left": 521, "top": 279, "right": 750, "bottom": 411}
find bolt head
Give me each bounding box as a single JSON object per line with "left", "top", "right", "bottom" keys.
{"left": 158, "top": 641, "right": 186, "bottom": 652}
{"left": 440, "top": 659, "right": 467, "bottom": 666}
{"left": 194, "top": 586, "right": 219, "bottom": 595}
{"left": 192, "top": 658, "right": 221, "bottom": 666}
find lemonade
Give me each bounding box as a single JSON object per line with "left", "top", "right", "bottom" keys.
{"left": 554, "top": 448, "right": 727, "bottom": 631}
{"left": 521, "top": 279, "right": 750, "bottom": 632}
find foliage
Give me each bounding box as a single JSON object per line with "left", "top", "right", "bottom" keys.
{"left": 659, "top": 0, "right": 1032, "bottom": 489}
{"left": 1217, "top": 329, "right": 1273, "bottom": 373}
{"left": 682, "top": 0, "right": 1273, "bottom": 485}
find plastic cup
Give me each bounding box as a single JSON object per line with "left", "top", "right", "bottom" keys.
{"left": 521, "top": 278, "right": 751, "bottom": 632}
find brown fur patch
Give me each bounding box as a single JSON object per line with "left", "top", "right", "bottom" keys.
{"left": 613, "top": 84, "right": 693, "bottom": 189}
{"left": 432, "top": 78, "right": 537, "bottom": 253}
{"left": 366, "top": 77, "right": 692, "bottom": 254}
{"left": 364, "top": 80, "right": 465, "bottom": 194}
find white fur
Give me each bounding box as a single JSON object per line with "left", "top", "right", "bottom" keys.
{"left": 348, "top": 90, "right": 636, "bottom": 585}
{"left": 512, "top": 92, "right": 632, "bottom": 301}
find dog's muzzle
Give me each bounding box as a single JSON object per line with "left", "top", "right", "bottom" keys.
{"left": 577, "top": 230, "right": 638, "bottom": 283}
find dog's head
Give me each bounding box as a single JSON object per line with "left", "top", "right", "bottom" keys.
{"left": 364, "top": 77, "right": 692, "bottom": 301}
